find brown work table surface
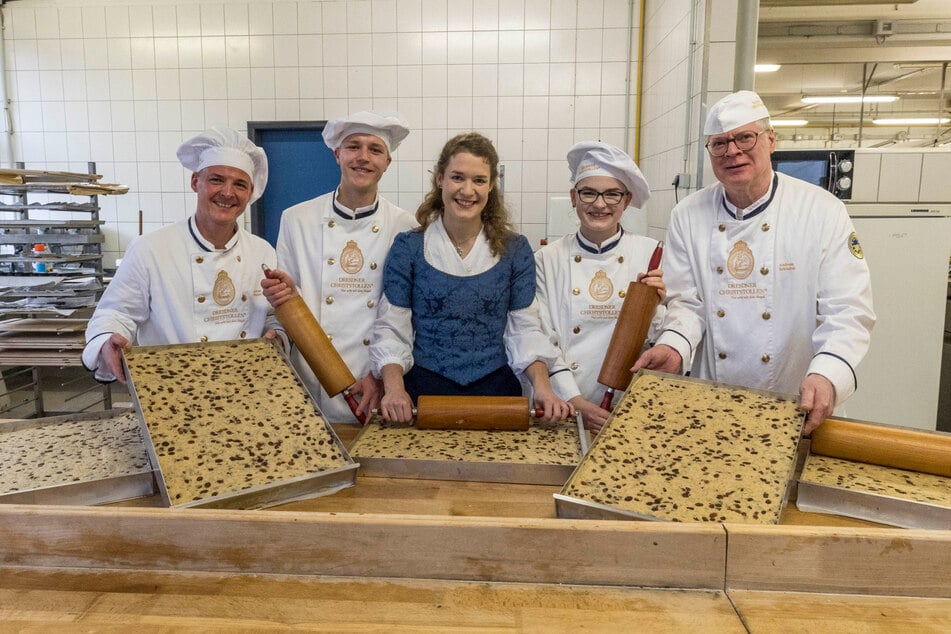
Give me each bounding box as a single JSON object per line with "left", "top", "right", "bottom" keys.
{"left": 1, "top": 423, "right": 948, "bottom": 631}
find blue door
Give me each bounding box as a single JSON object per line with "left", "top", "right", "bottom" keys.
{"left": 248, "top": 124, "right": 340, "bottom": 246}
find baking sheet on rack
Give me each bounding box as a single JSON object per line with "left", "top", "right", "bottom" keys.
{"left": 0, "top": 409, "right": 155, "bottom": 505}
{"left": 123, "top": 338, "right": 357, "bottom": 509}
{"left": 556, "top": 371, "right": 804, "bottom": 524}
{"left": 796, "top": 452, "right": 951, "bottom": 529}
{"left": 348, "top": 414, "right": 588, "bottom": 485}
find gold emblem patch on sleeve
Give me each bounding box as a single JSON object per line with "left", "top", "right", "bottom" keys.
{"left": 848, "top": 232, "right": 864, "bottom": 259}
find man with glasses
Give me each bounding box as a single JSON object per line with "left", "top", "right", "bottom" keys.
{"left": 634, "top": 91, "right": 874, "bottom": 434}
{"left": 535, "top": 141, "right": 665, "bottom": 432}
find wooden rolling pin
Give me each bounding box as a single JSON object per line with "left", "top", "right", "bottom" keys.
{"left": 264, "top": 266, "right": 366, "bottom": 424}
{"left": 810, "top": 418, "right": 951, "bottom": 478}
{"left": 597, "top": 241, "right": 664, "bottom": 410}
{"left": 374, "top": 396, "right": 572, "bottom": 430}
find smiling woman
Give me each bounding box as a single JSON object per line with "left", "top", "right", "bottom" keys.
{"left": 369, "top": 132, "right": 574, "bottom": 426}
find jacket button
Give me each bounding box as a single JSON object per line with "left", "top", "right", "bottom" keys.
{"left": 718, "top": 352, "right": 727, "bottom": 359}
{"left": 716, "top": 266, "right": 724, "bottom": 274}
{"left": 760, "top": 266, "right": 769, "bottom": 275}
{"left": 617, "top": 256, "right": 624, "bottom": 263}
{"left": 328, "top": 258, "right": 335, "bottom": 265}
{"left": 718, "top": 224, "right": 726, "bottom": 232}
{"left": 367, "top": 300, "right": 375, "bottom": 308}
{"left": 370, "top": 262, "right": 378, "bottom": 270}
{"left": 195, "top": 256, "right": 203, "bottom": 264}
{"left": 762, "top": 312, "right": 771, "bottom": 320}
{"left": 762, "top": 354, "right": 771, "bottom": 362}
{"left": 619, "top": 290, "right": 626, "bottom": 298}
{"left": 574, "top": 255, "right": 582, "bottom": 263}
{"left": 762, "top": 223, "right": 770, "bottom": 232}
{"left": 573, "top": 326, "right": 581, "bottom": 334}
{"left": 572, "top": 288, "right": 580, "bottom": 295}
{"left": 197, "top": 295, "right": 205, "bottom": 303}
{"left": 240, "top": 331, "right": 247, "bottom": 338}
{"left": 236, "top": 255, "right": 241, "bottom": 262}
{"left": 241, "top": 293, "right": 247, "bottom": 301}
{"left": 363, "top": 338, "right": 370, "bottom": 346}
{"left": 328, "top": 219, "right": 336, "bottom": 228}
{"left": 200, "top": 336, "right": 208, "bottom": 342}
{"left": 372, "top": 225, "right": 380, "bottom": 233}
{"left": 717, "top": 309, "right": 725, "bottom": 318}
{"left": 570, "top": 362, "right": 579, "bottom": 370}
{"left": 326, "top": 296, "right": 334, "bottom": 304}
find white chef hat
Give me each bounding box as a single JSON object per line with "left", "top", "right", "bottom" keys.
{"left": 322, "top": 111, "right": 410, "bottom": 153}
{"left": 567, "top": 141, "right": 651, "bottom": 208}
{"left": 703, "top": 90, "right": 771, "bottom": 136}
{"left": 176, "top": 127, "right": 268, "bottom": 204}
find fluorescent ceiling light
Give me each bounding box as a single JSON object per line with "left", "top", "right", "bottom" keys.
{"left": 802, "top": 95, "right": 898, "bottom": 104}
{"left": 872, "top": 118, "right": 950, "bottom": 125}
{"left": 755, "top": 64, "right": 781, "bottom": 73}
{"left": 771, "top": 119, "right": 808, "bottom": 126}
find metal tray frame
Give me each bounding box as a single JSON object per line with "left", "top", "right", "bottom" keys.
{"left": 555, "top": 370, "right": 802, "bottom": 523}
{"left": 0, "top": 408, "right": 156, "bottom": 505}
{"left": 122, "top": 338, "right": 358, "bottom": 510}
{"left": 796, "top": 479, "right": 951, "bottom": 530}
{"left": 350, "top": 413, "right": 589, "bottom": 486}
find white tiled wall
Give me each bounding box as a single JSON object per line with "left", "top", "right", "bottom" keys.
{"left": 1, "top": 0, "right": 659, "bottom": 267}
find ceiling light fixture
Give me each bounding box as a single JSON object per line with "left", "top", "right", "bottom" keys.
{"left": 755, "top": 64, "right": 781, "bottom": 73}
{"left": 771, "top": 119, "right": 808, "bottom": 126}
{"left": 801, "top": 95, "right": 899, "bottom": 104}
{"left": 872, "top": 118, "right": 950, "bottom": 126}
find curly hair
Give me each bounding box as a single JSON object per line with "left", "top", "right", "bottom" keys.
{"left": 415, "top": 132, "right": 515, "bottom": 257}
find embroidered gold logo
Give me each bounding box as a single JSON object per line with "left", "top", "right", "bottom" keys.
{"left": 727, "top": 240, "right": 754, "bottom": 280}
{"left": 341, "top": 240, "right": 364, "bottom": 274}
{"left": 588, "top": 270, "right": 614, "bottom": 302}
{"left": 848, "top": 232, "right": 864, "bottom": 259}
{"left": 212, "top": 270, "right": 236, "bottom": 306}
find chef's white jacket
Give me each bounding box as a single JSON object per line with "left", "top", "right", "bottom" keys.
{"left": 83, "top": 215, "right": 283, "bottom": 382}
{"left": 277, "top": 191, "right": 416, "bottom": 422}
{"left": 535, "top": 229, "right": 666, "bottom": 403}
{"left": 656, "top": 172, "right": 875, "bottom": 404}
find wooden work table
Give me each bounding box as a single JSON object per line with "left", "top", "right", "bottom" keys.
{"left": 1, "top": 423, "right": 949, "bottom": 631}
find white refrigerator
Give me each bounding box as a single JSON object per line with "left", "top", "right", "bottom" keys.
{"left": 845, "top": 204, "right": 951, "bottom": 431}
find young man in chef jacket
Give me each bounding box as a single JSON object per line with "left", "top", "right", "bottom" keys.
{"left": 261, "top": 112, "right": 416, "bottom": 423}
{"left": 535, "top": 142, "right": 666, "bottom": 432}
{"left": 634, "top": 91, "right": 875, "bottom": 434}
{"left": 83, "top": 127, "right": 285, "bottom": 383}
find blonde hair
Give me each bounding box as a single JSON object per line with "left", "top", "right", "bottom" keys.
{"left": 415, "top": 132, "right": 514, "bottom": 256}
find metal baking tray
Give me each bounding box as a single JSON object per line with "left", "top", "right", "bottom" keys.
{"left": 0, "top": 409, "right": 156, "bottom": 505}
{"left": 556, "top": 371, "right": 804, "bottom": 523}
{"left": 796, "top": 452, "right": 951, "bottom": 530}
{"left": 122, "top": 338, "right": 358, "bottom": 509}
{"left": 349, "top": 413, "right": 589, "bottom": 485}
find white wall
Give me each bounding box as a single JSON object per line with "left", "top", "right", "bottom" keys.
{"left": 0, "top": 0, "right": 658, "bottom": 268}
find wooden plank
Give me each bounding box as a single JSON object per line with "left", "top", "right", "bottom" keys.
{"left": 725, "top": 524, "right": 951, "bottom": 597}
{"left": 729, "top": 589, "right": 951, "bottom": 632}
{"left": 0, "top": 505, "right": 727, "bottom": 590}
{"left": 0, "top": 567, "right": 746, "bottom": 631}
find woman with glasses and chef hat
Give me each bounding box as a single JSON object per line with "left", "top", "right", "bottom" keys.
{"left": 83, "top": 127, "right": 284, "bottom": 384}
{"left": 634, "top": 90, "right": 875, "bottom": 435}
{"left": 534, "top": 141, "right": 666, "bottom": 432}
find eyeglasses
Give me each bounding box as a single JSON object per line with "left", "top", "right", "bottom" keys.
{"left": 575, "top": 188, "right": 627, "bottom": 205}
{"left": 705, "top": 129, "right": 769, "bottom": 157}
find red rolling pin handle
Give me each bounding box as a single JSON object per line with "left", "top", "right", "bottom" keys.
{"left": 597, "top": 241, "right": 664, "bottom": 411}
{"left": 342, "top": 389, "right": 367, "bottom": 425}
{"left": 646, "top": 240, "right": 664, "bottom": 272}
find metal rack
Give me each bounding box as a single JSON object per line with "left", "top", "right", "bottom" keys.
{"left": 0, "top": 162, "right": 113, "bottom": 417}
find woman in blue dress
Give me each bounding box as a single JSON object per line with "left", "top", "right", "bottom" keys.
{"left": 370, "top": 132, "right": 572, "bottom": 423}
